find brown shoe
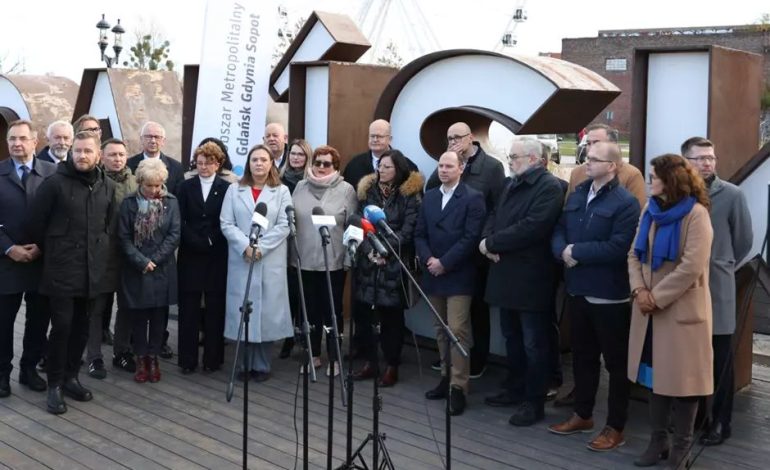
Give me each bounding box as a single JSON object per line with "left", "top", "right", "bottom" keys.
{"left": 353, "top": 362, "right": 376, "bottom": 381}
{"left": 588, "top": 426, "right": 625, "bottom": 452}
{"left": 378, "top": 366, "right": 398, "bottom": 387}
{"left": 548, "top": 413, "right": 594, "bottom": 435}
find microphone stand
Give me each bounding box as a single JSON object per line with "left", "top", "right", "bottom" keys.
{"left": 225, "top": 231, "right": 261, "bottom": 470}
{"left": 343, "top": 249, "right": 358, "bottom": 467}
{"left": 288, "top": 219, "right": 316, "bottom": 470}
{"left": 320, "top": 229, "right": 348, "bottom": 470}
{"left": 377, "top": 233, "right": 467, "bottom": 470}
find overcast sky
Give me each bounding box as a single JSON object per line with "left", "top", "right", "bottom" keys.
{"left": 1, "top": 0, "right": 765, "bottom": 83}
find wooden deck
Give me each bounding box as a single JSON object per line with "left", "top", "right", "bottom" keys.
{"left": 2, "top": 305, "right": 770, "bottom": 469}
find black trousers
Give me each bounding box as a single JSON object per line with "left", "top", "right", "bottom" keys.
{"left": 570, "top": 296, "right": 631, "bottom": 431}
{"left": 0, "top": 292, "right": 50, "bottom": 375}
{"left": 47, "top": 296, "right": 92, "bottom": 386}
{"left": 132, "top": 307, "right": 166, "bottom": 357}
{"left": 360, "top": 305, "right": 405, "bottom": 367}
{"left": 710, "top": 334, "right": 734, "bottom": 429}
{"left": 469, "top": 262, "right": 490, "bottom": 373}
{"left": 178, "top": 292, "right": 225, "bottom": 369}
{"left": 301, "top": 270, "right": 345, "bottom": 359}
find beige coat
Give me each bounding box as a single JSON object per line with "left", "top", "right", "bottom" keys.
{"left": 627, "top": 203, "right": 714, "bottom": 397}
{"left": 568, "top": 162, "right": 647, "bottom": 209}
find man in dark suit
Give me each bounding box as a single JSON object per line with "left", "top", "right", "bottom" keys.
{"left": 264, "top": 122, "right": 288, "bottom": 169}
{"left": 426, "top": 122, "right": 505, "bottom": 379}
{"left": 0, "top": 120, "right": 57, "bottom": 398}
{"left": 127, "top": 121, "right": 184, "bottom": 196}
{"left": 480, "top": 137, "right": 563, "bottom": 426}
{"left": 37, "top": 120, "right": 73, "bottom": 165}
{"left": 416, "top": 151, "right": 486, "bottom": 415}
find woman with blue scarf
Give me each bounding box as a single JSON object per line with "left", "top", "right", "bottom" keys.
{"left": 627, "top": 154, "right": 713, "bottom": 469}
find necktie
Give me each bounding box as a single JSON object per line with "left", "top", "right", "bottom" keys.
{"left": 20, "top": 165, "right": 30, "bottom": 187}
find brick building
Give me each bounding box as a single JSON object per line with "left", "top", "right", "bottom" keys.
{"left": 562, "top": 25, "right": 770, "bottom": 137}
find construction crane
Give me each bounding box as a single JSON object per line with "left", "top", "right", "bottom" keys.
{"left": 494, "top": 1, "right": 528, "bottom": 52}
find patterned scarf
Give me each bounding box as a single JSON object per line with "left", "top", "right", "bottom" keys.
{"left": 133, "top": 186, "right": 167, "bottom": 247}
{"left": 378, "top": 181, "right": 395, "bottom": 200}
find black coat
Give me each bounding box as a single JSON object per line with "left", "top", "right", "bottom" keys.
{"left": 30, "top": 160, "right": 118, "bottom": 298}
{"left": 483, "top": 166, "right": 563, "bottom": 312}
{"left": 118, "top": 193, "right": 181, "bottom": 309}
{"left": 127, "top": 152, "right": 185, "bottom": 196}
{"left": 426, "top": 144, "right": 506, "bottom": 213}
{"left": 0, "top": 158, "right": 57, "bottom": 294}
{"left": 354, "top": 171, "right": 423, "bottom": 307}
{"left": 176, "top": 176, "right": 230, "bottom": 294}
{"left": 36, "top": 147, "right": 69, "bottom": 165}
{"left": 343, "top": 150, "right": 419, "bottom": 191}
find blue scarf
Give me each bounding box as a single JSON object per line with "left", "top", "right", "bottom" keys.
{"left": 634, "top": 196, "right": 696, "bottom": 271}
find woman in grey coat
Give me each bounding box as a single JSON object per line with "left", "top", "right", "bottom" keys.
{"left": 291, "top": 145, "right": 357, "bottom": 377}
{"left": 118, "top": 158, "right": 181, "bottom": 384}
{"left": 220, "top": 144, "right": 293, "bottom": 382}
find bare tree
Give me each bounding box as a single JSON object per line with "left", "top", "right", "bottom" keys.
{"left": 0, "top": 51, "right": 25, "bottom": 74}
{"left": 375, "top": 41, "right": 404, "bottom": 68}
{"left": 273, "top": 8, "right": 305, "bottom": 68}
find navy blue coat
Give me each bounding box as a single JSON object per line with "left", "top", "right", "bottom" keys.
{"left": 0, "top": 158, "right": 57, "bottom": 294}
{"left": 551, "top": 177, "right": 640, "bottom": 300}
{"left": 414, "top": 182, "right": 486, "bottom": 297}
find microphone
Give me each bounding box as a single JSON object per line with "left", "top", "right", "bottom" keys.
{"left": 249, "top": 202, "right": 269, "bottom": 244}
{"left": 342, "top": 215, "right": 365, "bottom": 260}
{"left": 361, "top": 218, "right": 389, "bottom": 258}
{"left": 285, "top": 205, "right": 297, "bottom": 238}
{"left": 311, "top": 206, "right": 335, "bottom": 243}
{"left": 363, "top": 205, "right": 397, "bottom": 240}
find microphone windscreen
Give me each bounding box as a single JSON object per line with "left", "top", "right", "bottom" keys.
{"left": 255, "top": 202, "right": 268, "bottom": 216}
{"left": 312, "top": 206, "right": 325, "bottom": 216}
{"left": 363, "top": 205, "right": 386, "bottom": 224}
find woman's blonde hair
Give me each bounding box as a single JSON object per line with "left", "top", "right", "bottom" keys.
{"left": 136, "top": 158, "right": 169, "bottom": 184}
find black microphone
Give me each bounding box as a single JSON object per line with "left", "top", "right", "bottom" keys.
{"left": 249, "top": 202, "right": 269, "bottom": 244}
{"left": 311, "top": 206, "right": 332, "bottom": 243}
{"left": 285, "top": 204, "right": 297, "bottom": 238}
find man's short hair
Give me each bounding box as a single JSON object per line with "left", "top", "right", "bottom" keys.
{"left": 514, "top": 136, "right": 544, "bottom": 159}
{"left": 74, "top": 131, "right": 101, "bottom": 149}
{"left": 73, "top": 114, "right": 100, "bottom": 132}
{"left": 594, "top": 141, "right": 622, "bottom": 164}
{"left": 585, "top": 123, "right": 619, "bottom": 142}
{"left": 46, "top": 120, "right": 74, "bottom": 139}
{"left": 680, "top": 136, "right": 714, "bottom": 156}
{"left": 140, "top": 121, "right": 166, "bottom": 137}
{"left": 441, "top": 150, "right": 463, "bottom": 166}
{"left": 101, "top": 138, "right": 127, "bottom": 150}
{"left": 8, "top": 119, "right": 36, "bottom": 138}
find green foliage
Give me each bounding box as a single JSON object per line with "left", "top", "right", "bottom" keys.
{"left": 123, "top": 34, "right": 174, "bottom": 71}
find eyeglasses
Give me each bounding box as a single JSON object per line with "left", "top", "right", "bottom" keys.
{"left": 586, "top": 157, "right": 613, "bottom": 164}
{"left": 447, "top": 133, "right": 470, "bottom": 143}
{"left": 313, "top": 160, "right": 333, "bottom": 168}
{"left": 685, "top": 156, "right": 717, "bottom": 163}
{"left": 196, "top": 160, "right": 217, "bottom": 167}
{"left": 378, "top": 164, "right": 394, "bottom": 170}
{"left": 507, "top": 153, "right": 528, "bottom": 161}
{"left": 369, "top": 134, "right": 390, "bottom": 141}
{"left": 647, "top": 174, "right": 660, "bottom": 184}
{"left": 142, "top": 134, "right": 164, "bottom": 141}
{"left": 7, "top": 136, "right": 32, "bottom": 143}
{"left": 81, "top": 127, "right": 101, "bottom": 133}
{"left": 289, "top": 151, "right": 307, "bottom": 157}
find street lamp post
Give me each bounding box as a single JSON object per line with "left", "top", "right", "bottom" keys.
{"left": 96, "top": 14, "right": 125, "bottom": 68}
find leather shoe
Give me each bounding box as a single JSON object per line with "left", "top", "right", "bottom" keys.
{"left": 425, "top": 377, "right": 449, "bottom": 400}
{"left": 19, "top": 367, "right": 47, "bottom": 391}
{"left": 553, "top": 388, "right": 575, "bottom": 407}
{"left": 484, "top": 391, "right": 522, "bottom": 408}
{"left": 449, "top": 386, "right": 466, "bottom": 416}
{"left": 700, "top": 422, "right": 731, "bottom": 446}
{"left": 548, "top": 413, "right": 594, "bottom": 435}
{"left": 63, "top": 378, "right": 93, "bottom": 402}
{"left": 0, "top": 374, "right": 10, "bottom": 398}
{"left": 509, "top": 402, "right": 544, "bottom": 427}
{"left": 353, "top": 362, "right": 377, "bottom": 381}
{"left": 588, "top": 426, "right": 625, "bottom": 452}
{"left": 279, "top": 338, "right": 294, "bottom": 359}
{"left": 378, "top": 366, "right": 398, "bottom": 387}
{"left": 47, "top": 385, "right": 67, "bottom": 414}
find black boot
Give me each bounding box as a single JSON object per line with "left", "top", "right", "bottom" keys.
{"left": 63, "top": 377, "right": 93, "bottom": 402}
{"left": 0, "top": 374, "right": 10, "bottom": 398}
{"left": 19, "top": 366, "right": 47, "bottom": 392}
{"left": 47, "top": 385, "right": 67, "bottom": 414}
{"left": 666, "top": 399, "right": 698, "bottom": 470}
{"left": 425, "top": 376, "right": 449, "bottom": 400}
{"left": 635, "top": 393, "right": 671, "bottom": 466}
{"left": 279, "top": 337, "right": 294, "bottom": 359}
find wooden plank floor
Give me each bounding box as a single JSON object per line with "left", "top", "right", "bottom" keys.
{"left": 3, "top": 305, "right": 770, "bottom": 469}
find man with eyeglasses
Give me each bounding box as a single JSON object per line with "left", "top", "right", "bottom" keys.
{"left": 38, "top": 121, "right": 74, "bottom": 165}
{"left": 0, "top": 120, "right": 56, "bottom": 399}
{"left": 127, "top": 121, "right": 184, "bottom": 196}
{"left": 567, "top": 124, "right": 646, "bottom": 208}
{"left": 681, "top": 136, "right": 752, "bottom": 447}
{"left": 73, "top": 114, "right": 103, "bottom": 136}
{"left": 263, "top": 122, "right": 288, "bottom": 169}
{"left": 480, "top": 137, "right": 563, "bottom": 426}
{"left": 548, "top": 141, "right": 640, "bottom": 451}
{"left": 426, "top": 122, "right": 505, "bottom": 379}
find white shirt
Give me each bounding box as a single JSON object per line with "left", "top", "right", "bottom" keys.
{"left": 199, "top": 174, "right": 215, "bottom": 202}
{"left": 142, "top": 152, "right": 161, "bottom": 160}
{"left": 371, "top": 152, "right": 380, "bottom": 172}
{"left": 439, "top": 181, "right": 460, "bottom": 210}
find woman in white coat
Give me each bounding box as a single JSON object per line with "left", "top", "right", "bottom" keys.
{"left": 220, "top": 144, "right": 293, "bottom": 382}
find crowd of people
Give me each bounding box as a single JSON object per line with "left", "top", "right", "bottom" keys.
{"left": 0, "top": 114, "right": 753, "bottom": 468}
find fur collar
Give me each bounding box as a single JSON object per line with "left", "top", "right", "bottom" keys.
{"left": 357, "top": 171, "right": 424, "bottom": 201}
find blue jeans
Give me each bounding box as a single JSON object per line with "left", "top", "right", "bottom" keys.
{"left": 500, "top": 308, "right": 548, "bottom": 407}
